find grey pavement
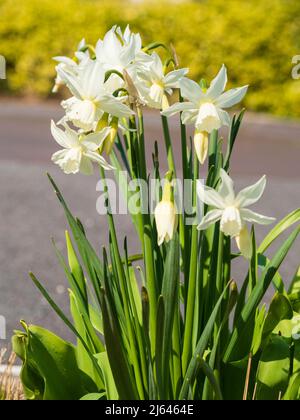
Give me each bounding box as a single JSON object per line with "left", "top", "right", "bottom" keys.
{"left": 0, "top": 101, "right": 299, "bottom": 349}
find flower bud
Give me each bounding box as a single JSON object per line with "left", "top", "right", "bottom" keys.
{"left": 194, "top": 130, "right": 209, "bottom": 164}
{"left": 235, "top": 225, "right": 252, "bottom": 260}
{"left": 154, "top": 180, "right": 178, "bottom": 246}
{"left": 103, "top": 118, "right": 119, "bottom": 155}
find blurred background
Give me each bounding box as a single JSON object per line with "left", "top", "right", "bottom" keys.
{"left": 0, "top": 0, "right": 299, "bottom": 348}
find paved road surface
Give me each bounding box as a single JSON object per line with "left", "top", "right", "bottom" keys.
{"left": 0, "top": 101, "right": 299, "bottom": 349}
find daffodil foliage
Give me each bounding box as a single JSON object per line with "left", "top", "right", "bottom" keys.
{"left": 13, "top": 26, "right": 300, "bottom": 401}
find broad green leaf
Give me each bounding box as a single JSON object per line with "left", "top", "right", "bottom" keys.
{"left": 13, "top": 324, "right": 97, "bottom": 400}
{"left": 262, "top": 293, "right": 293, "bottom": 339}
{"left": 29, "top": 272, "right": 103, "bottom": 381}
{"left": 283, "top": 373, "right": 300, "bottom": 400}
{"left": 256, "top": 335, "right": 290, "bottom": 400}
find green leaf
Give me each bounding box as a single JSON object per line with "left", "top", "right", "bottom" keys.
{"left": 99, "top": 288, "right": 139, "bottom": 400}
{"left": 256, "top": 335, "right": 291, "bottom": 400}
{"left": 96, "top": 352, "right": 119, "bottom": 400}
{"left": 160, "top": 235, "right": 180, "bottom": 398}
{"left": 224, "top": 226, "right": 300, "bottom": 363}
{"left": 155, "top": 295, "right": 165, "bottom": 399}
{"left": 47, "top": 174, "right": 104, "bottom": 303}
{"left": 89, "top": 304, "right": 104, "bottom": 335}
{"left": 289, "top": 265, "right": 300, "bottom": 295}
{"left": 224, "top": 109, "right": 245, "bottom": 171}
{"left": 179, "top": 282, "right": 232, "bottom": 400}
{"left": 13, "top": 323, "right": 97, "bottom": 400}
{"left": 258, "top": 254, "right": 286, "bottom": 294}
{"left": 283, "top": 373, "right": 300, "bottom": 400}
{"left": 69, "top": 291, "right": 104, "bottom": 389}
{"left": 29, "top": 272, "right": 103, "bottom": 381}
{"left": 262, "top": 293, "right": 293, "bottom": 339}
{"left": 66, "top": 231, "right": 87, "bottom": 305}
{"left": 258, "top": 209, "right": 300, "bottom": 254}
{"left": 80, "top": 393, "right": 106, "bottom": 401}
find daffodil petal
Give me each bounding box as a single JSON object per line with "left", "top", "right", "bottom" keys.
{"left": 161, "top": 102, "right": 194, "bottom": 118}
{"left": 101, "top": 95, "right": 134, "bottom": 118}
{"left": 51, "top": 120, "right": 78, "bottom": 149}
{"left": 80, "top": 155, "right": 94, "bottom": 175}
{"left": 216, "top": 108, "right": 231, "bottom": 127}
{"left": 85, "top": 151, "right": 114, "bottom": 170}
{"left": 180, "top": 77, "right": 205, "bottom": 103}
{"left": 215, "top": 85, "right": 248, "bottom": 109}
{"left": 206, "top": 64, "right": 227, "bottom": 100}
{"left": 240, "top": 209, "right": 276, "bottom": 225}
{"left": 197, "top": 209, "right": 223, "bottom": 231}
{"left": 197, "top": 183, "right": 226, "bottom": 209}
{"left": 164, "top": 68, "right": 189, "bottom": 87}
{"left": 81, "top": 127, "right": 111, "bottom": 151}
{"left": 218, "top": 169, "right": 235, "bottom": 203}
{"left": 236, "top": 175, "right": 267, "bottom": 207}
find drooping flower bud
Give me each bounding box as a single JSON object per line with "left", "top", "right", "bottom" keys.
{"left": 235, "top": 225, "right": 252, "bottom": 260}
{"left": 154, "top": 178, "right": 178, "bottom": 246}
{"left": 194, "top": 130, "right": 209, "bottom": 164}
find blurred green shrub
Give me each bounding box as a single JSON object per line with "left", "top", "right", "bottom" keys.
{"left": 0, "top": 0, "right": 299, "bottom": 117}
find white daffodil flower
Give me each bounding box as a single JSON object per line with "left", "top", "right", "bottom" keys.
{"left": 162, "top": 65, "right": 248, "bottom": 163}
{"left": 96, "top": 25, "right": 151, "bottom": 73}
{"left": 155, "top": 180, "right": 178, "bottom": 246}
{"left": 52, "top": 39, "right": 89, "bottom": 93}
{"left": 58, "top": 59, "right": 134, "bottom": 131}
{"left": 135, "top": 53, "right": 188, "bottom": 110}
{"left": 197, "top": 169, "right": 276, "bottom": 259}
{"left": 51, "top": 121, "right": 113, "bottom": 175}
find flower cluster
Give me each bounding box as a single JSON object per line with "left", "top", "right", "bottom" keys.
{"left": 51, "top": 25, "right": 188, "bottom": 174}
{"left": 51, "top": 25, "right": 275, "bottom": 258}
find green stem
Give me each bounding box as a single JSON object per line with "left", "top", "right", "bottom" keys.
{"left": 180, "top": 112, "right": 190, "bottom": 286}
{"left": 182, "top": 157, "right": 199, "bottom": 376}
{"left": 161, "top": 115, "right": 176, "bottom": 174}
{"left": 172, "top": 308, "right": 182, "bottom": 398}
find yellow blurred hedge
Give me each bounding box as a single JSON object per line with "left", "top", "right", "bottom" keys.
{"left": 0, "top": 0, "right": 299, "bottom": 117}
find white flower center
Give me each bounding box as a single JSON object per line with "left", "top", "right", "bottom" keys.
{"left": 220, "top": 206, "right": 242, "bottom": 237}
{"left": 196, "top": 102, "right": 222, "bottom": 133}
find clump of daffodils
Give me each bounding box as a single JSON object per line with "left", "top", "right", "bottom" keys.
{"left": 51, "top": 24, "right": 275, "bottom": 259}
{"left": 20, "top": 23, "right": 300, "bottom": 403}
